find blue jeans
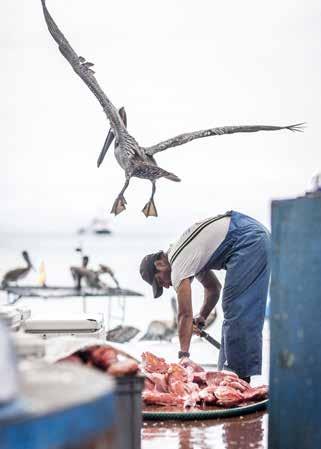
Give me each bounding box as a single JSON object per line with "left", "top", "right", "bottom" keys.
{"left": 201, "top": 211, "right": 271, "bottom": 378}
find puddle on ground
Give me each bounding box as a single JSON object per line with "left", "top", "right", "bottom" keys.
{"left": 142, "top": 411, "right": 267, "bottom": 449}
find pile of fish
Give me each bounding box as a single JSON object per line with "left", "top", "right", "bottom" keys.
{"left": 59, "top": 348, "right": 268, "bottom": 408}
{"left": 142, "top": 352, "right": 268, "bottom": 408}
{"left": 59, "top": 345, "right": 139, "bottom": 377}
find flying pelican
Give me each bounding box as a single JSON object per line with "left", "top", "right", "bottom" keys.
{"left": 2, "top": 251, "right": 34, "bottom": 287}
{"left": 40, "top": 0, "right": 304, "bottom": 217}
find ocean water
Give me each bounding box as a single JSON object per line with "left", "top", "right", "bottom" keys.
{"left": 0, "top": 230, "right": 225, "bottom": 332}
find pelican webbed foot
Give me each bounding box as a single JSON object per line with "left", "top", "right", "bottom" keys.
{"left": 111, "top": 195, "right": 127, "bottom": 215}
{"left": 142, "top": 198, "right": 158, "bottom": 218}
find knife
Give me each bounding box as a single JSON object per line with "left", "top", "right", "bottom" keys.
{"left": 198, "top": 328, "right": 221, "bottom": 350}
{"left": 193, "top": 320, "right": 221, "bottom": 350}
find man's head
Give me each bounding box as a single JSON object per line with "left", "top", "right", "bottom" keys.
{"left": 139, "top": 251, "right": 172, "bottom": 298}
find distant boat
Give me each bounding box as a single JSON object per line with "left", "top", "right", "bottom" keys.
{"left": 77, "top": 218, "right": 112, "bottom": 235}
{"left": 91, "top": 218, "right": 112, "bottom": 235}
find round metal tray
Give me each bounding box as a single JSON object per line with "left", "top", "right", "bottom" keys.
{"left": 143, "top": 399, "right": 268, "bottom": 420}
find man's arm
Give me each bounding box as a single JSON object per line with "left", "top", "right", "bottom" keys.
{"left": 176, "top": 278, "right": 193, "bottom": 353}
{"left": 196, "top": 270, "right": 222, "bottom": 320}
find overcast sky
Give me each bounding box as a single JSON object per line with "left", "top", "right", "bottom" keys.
{"left": 1, "top": 0, "right": 320, "bottom": 235}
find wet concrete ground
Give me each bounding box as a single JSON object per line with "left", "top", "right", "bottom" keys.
{"left": 142, "top": 322, "right": 270, "bottom": 449}
{"left": 142, "top": 411, "right": 267, "bottom": 449}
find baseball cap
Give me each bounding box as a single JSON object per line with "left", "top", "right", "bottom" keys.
{"left": 139, "top": 251, "right": 164, "bottom": 298}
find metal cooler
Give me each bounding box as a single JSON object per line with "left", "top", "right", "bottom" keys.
{"left": 23, "top": 313, "right": 106, "bottom": 340}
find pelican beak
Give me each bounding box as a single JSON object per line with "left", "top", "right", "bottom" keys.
{"left": 97, "top": 128, "right": 115, "bottom": 168}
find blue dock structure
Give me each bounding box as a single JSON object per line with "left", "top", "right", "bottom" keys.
{"left": 0, "top": 362, "right": 115, "bottom": 449}
{"left": 269, "top": 193, "right": 321, "bottom": 449}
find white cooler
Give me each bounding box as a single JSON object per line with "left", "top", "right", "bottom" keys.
{"left": 23, "top": 313, "right": 106, "bottom": 340}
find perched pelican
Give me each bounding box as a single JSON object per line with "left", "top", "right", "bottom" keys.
{"left": 2, "top": 251, "right": 34, "bottom": 287}
{"left": 98, "top": 264, "right": 120, "bottom": 288}
{"left": 70, "top": 256, "right": 105, "bottom": 289}
{"left": 140, "top": 296, "right": 178, "bottom": 341}
{"left": 41, "top": 0, "right": 305, "bottom": 217}
{"left": 82, "top": 269, "right": 105, "bottom": 289}
{"left": 70, "top": 255, "right": 89, "bottom": 289}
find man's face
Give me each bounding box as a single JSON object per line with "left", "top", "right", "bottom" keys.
{"left": 154, "top": 257, "right": 172, "bottom": 289}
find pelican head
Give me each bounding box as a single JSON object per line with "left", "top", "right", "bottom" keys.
{"left": 22, "top": 251, "right": 35, "bottom": 270}
{"left": 97, "top": 107, "right": 127, "bottom": 168}
{"left": 82, "top": 255, "right": 89, "bottom": 268}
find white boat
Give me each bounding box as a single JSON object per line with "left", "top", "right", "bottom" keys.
{"left": 92, "top": 218, "right": 112, "bottom": 235}
{"left": 77, "top": 218, "right": 112, "bottom": 235}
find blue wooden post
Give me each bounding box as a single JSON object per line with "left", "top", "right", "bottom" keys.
{"left": 269, "top": 194, "right": 321, "bottom": 449}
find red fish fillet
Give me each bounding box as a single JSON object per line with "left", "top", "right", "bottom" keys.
{"left": 141, "top": 352, "right": 169, "bottom": 374}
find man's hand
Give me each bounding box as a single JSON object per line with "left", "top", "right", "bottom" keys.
{"left": 179, "top": 356, "right": 191, "bottom": 367}
{"left": 193, "top": 314, "right": 205, "bottom": 335}
{"left": 179, "top": 357, "right": 204, "bottom": 372}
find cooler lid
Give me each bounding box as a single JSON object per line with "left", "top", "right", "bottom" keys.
{"left": 24, "top": 314, "right": 104, "bottom": 332}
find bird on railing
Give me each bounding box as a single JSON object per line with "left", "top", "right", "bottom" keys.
{"left": 82, "top": 268, "right": 106, "bottom": 289}
{"left": 70, "top": 256, "right": 106, "bottom": 290}
{"left": 98, "top": 264, "right": 120, "bottom": 288}
{"left": 40, "top": 0, "right": 305, "bottom": 217}
{"left": 70, "top": 255, "right": 88, "bottom": 289}
{"left": 2, "top": 251, "right": 34, "bottom": 287}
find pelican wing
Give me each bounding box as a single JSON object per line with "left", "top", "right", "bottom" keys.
{"left": 40, "top": 0, "right": 123, "bottom": 136}
{"left": 145, "top": 123, "right": 305, "bottom": 156}
{"left": 3, "top": 268, "right": 27, "bottom": 283}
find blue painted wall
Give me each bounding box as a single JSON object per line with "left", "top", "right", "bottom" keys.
{"left": 269, "top": 195, "right": 321, "bottom": 449}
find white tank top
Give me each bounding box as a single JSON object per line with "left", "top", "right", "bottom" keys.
{"left": 167, "top": 213, "right": 231, "bottom": 291}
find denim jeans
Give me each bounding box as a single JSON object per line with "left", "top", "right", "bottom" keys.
{"left": 200, "top": 211, "right": 271, "bottom": 378}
